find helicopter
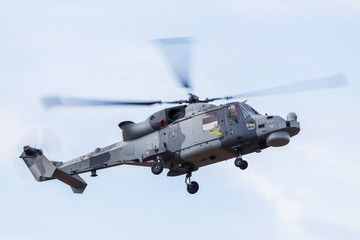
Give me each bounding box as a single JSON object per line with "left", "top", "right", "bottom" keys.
{"left": 20, "top": 37, "right": 347, "bottom": 194}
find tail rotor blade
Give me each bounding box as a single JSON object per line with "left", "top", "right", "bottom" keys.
{"left": 155, "top": 37, "right": 193, "bottom": 89}
{"left": 17, "top": 128, "right": 62, "bottom": 154}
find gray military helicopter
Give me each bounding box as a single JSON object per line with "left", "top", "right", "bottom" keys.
{"left": 20, "top": 38, "right": 347, "bottom": 194}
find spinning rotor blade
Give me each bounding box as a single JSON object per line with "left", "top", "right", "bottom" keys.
{"left": 42, "top": 96, "right": 163, "bottom": 109}
{"left": 156, "top": 37, "right": 193, "bottom": 89}
{"left": 17, "top": 128, "right": 62, "bottom": 155}
{"left": 220, "top": 74, "right": 348, "bottom": 100}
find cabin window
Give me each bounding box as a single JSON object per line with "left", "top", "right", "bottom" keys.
{"left": 203, "top": 114, "right": 218, "bottom": 131}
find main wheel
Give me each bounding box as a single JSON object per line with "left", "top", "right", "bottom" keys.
{"left": 187, "top": 181, "right": 199, "bottom": 194}
{"left": 151, "top": 162, "right": 163, "bottom": 175}
{"left": 239, "top": 160, "right": 248, "bottom": 170}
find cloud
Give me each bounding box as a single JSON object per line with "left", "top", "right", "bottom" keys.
{"left": 234, "top": 170, "right": 323, "bottom": 240}
{"left": 224, "top": 0, "right": 360, "bottom": 19}
{"left": 227, "top": 135, "right": 360, "bottom": 238}
{"left": 322, "top": 0, "right": 360, "bottom": 14}
{"left": 287, "top": 142, "right": 360, "bottom": 232}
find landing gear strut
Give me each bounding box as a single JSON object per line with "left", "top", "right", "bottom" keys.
{"left": 185, "top": 172, "right": 199, "bottom": 194}
{"left": 151, "top": 155, "right": 164, "bottom": 175}
{"left": 234, "top": 153, "right": 248, "bottom": 170}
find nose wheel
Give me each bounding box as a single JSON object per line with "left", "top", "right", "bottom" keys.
{"left": 185, "top": 172, "right": 199, "bottom": 194}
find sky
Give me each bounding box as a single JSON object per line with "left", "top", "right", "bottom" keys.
{"left": 1, "top": 1, "right": 360, "bottom": 239}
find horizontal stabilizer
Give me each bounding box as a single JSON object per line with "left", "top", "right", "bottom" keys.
{"left": 20, "top": 146, "right": 87, "bottom": 194}
{"left": 52, "top": 168, "right": 87, "bottom": 194}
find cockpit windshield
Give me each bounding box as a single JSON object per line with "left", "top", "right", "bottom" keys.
{"left": 238, "top": 103, "right": 260, "bottom": 118}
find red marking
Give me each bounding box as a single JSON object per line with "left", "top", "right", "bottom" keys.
{"left": 157, "top": 119, "right": 166, "bottom": 127}
{"left": 146, "top": 151, "right": 149, "bottom": 155}
{"left": 270, "top": 124, "right": 274, "bottom": 128}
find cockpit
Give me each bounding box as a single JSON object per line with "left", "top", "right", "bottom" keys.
{"left": 226, "top": 102, "right": 261, "bottom": 132}
{"left": 238, "top": 103, "right": 260, "bottom": 118}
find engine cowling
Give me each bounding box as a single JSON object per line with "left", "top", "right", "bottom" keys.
{"left": 119, "top": 105, "right": 186, "bottom": 141}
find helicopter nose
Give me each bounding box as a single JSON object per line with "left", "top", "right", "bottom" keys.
{"left": 263, "top": 112, "right": 300, "bottom": 147}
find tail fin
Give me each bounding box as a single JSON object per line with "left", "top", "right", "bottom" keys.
{"left": 20, "top": 146, "right": 87, "bottom": 194}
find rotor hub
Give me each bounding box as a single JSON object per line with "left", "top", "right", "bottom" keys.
{"left": 188, "top": 94, "right": 200, "bottom": 104}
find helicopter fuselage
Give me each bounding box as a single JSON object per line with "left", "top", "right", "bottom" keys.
{"left": 54, "top": 102, "right": 300, "bottom": 177}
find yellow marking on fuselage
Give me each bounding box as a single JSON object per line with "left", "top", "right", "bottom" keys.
{"left": 210, "top": 131, "right": 222, "bottom": 135}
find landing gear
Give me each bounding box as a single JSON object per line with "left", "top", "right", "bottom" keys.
{"left": 185, "top": 172, "right": 199, "bottom": 194}
{"left": 151, "top": 155, "right": 164, "bottom": 175}
{"left": 234, "top": 156, "right": 248, "bottom": 170}
{"left": 151, "top": 162, "right": 163, "bottom": 175}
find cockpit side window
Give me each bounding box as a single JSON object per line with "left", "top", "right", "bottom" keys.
{"left": 239, "top": 104, "right": 251, "bottom": 118}
{"left": 239, "top": 103, "right": 260, "bottom": 118}
{"left": 244, "top": 104, "right": 259, "bottom": 115}
{"left": 203, "top": 113, "right": 218, "bottom": 131}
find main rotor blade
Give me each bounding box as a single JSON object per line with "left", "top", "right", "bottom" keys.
{"left": 155, "top": 37, "right": 192, "bottom": 89}
{"left": 42, "top": 96, "right": 163, "bottom": 109}
{"left": 223, "top": 74, "right": 348, "bottom": 100}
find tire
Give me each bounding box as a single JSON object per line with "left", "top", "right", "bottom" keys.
{"left": 239, "top": 160, "right": 248, "bottom": 170}
{"left": 151, "top": 162, "right": 163, "bottom": 175}
{"left": 187, "top": 181, "right": 199, "bottom": 194}
{"left": 234, "top": 158, "right": 242, "bottom": 167}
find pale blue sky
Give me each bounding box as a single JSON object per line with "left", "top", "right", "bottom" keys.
{"left": 1, "top": 1, "right": 360, "bottom": 240}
